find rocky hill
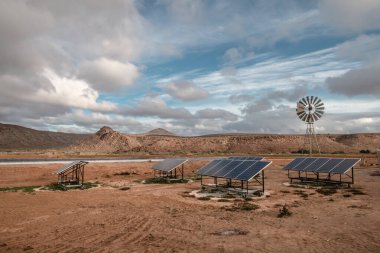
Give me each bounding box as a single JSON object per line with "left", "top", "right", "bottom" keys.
{"left": 144, "top": 128, "right": 176, "bottom": 136}
{"left": 72, "top": 126, "right": 380, "bottom": 154}
{"left": 1, "top": 123, "right": 379, "bottom": 154}
{"left": 0, "top": 123, "right": 89, "bottom": 150}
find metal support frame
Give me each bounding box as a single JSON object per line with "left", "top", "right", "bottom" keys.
{"left": 153, "top": 164, "right": 185, "bottom": 181}
{"left": 57, "top": 163, "right": 86, "bottom": 186}
{"left": 199, "top": 170, "right": 265, "bottom": 197}
{"left": 287, "top": 167, "right": 355, "bottom": 187}
{"left": 302, "top": 123, "right": 321, "bottom": 156}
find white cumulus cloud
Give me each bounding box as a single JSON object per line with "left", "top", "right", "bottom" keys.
{"left": 79, "top": 58, "right": 139, "bottom": 92}
{"left": 164, "top": 80, "right": 209, "bottom": 101}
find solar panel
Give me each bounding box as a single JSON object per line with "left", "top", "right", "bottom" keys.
{"left": 206, "top": 160, "right": 233, "bottom": 177}
{"left": 228, "top": 156, "right": 263, "bottom": 161}
{"left": 152, "top": 158, "right": 187, "bottom": 172}
{"left": 283, "top": 158, "right": 306, "bottom": 170}
{"left": 291, "top": 158, "right": 318, "bottom": 171}
{"left": 213, "top": 160, "right": 243, "bottom": 177}
{"left": 330, "top": 158, "right": 360, "bottom": 174}
{"left": 246, "top": 157, "right": 263, "bottom": 161}
{"left": 196, "top": 160, "right": 222, "bottom": 175}
{"left": 56, "top": 161, "right": 88, "bottom": 174}
{"left": 316, "top": 158, "right": 344, "bottom": 173}
{"left": 284, "top": 157, "right": 361, "bottom": 174}
{"left": 377, "top": 150, "right": 380, "bottom": 169}
{"left": 234, "top": 161, "right": 272, "bottom": 181}
{"left": 302, "top": 158, "right": 330, "bottom": 172}
{"left": 223, "top": 161, "right": 257, "bottom": 179}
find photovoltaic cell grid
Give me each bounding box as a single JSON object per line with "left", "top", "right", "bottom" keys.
{"left": 152, "top": 158, "right": 187, "bottom": 172}
{"left": 56, "top": 161, "right": 88, "bottom": 174}
{"left": 283, "top": 157, "right": 360, "bottom": 174}
{"left": 228, "top": 156, "right": 263, "bottom": 161}
{"left": 196, "top": 159, "right": 272, "bottom": 181}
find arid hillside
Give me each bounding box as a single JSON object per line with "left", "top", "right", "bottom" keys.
{"left": 0, "top": 123, "right": 89, "bottom": 150}
{"left": 73, "top": 126, "right": 380, "bottom": 154}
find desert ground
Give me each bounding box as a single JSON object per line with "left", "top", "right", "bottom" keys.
{"left": 0, "top": 157, "right": 379, "bottom": 253}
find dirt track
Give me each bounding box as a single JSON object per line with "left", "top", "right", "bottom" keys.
{"left": 0, "top": 160, "right": 379, "bottom": 253}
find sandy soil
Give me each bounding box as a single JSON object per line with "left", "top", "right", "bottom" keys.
{"left": 0, "top": 159, "right": 379, "bottom": 253}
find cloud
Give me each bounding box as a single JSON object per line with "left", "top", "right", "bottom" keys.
{"left": 220, "top": 67, "right": 237, "bottom": 77}
{"left": 78, "top": 58, "right": 139, "bottom": 92}
{"left": 164, "top": 80, "right": 209, "bottom": 101}
{"left": 124, "top": 97, "right": 193, "bottom": 119}
{"left": 195, "top": 108, "right": 238, "bottom": 121}
{"left": 326, "top": 61, "right": 380, "bottom": 97}
{"left": 41, "top": 110, "right": 147, "bottom": 133}
{"left": 232, "top": 85, "right": 308, "bottom": 113}
{"left": 335, "top": 34, "right": 380, "bottom": 62}
{"left": 224, "top": 48, "right": 242, "bottom": 62}
{"left": 229, "top": 94, "right": 255, "bottom": 104}
{"left": 319, "top": 0, "right": 380, "bottom": 33}
{"left": 31, "top": 69, "right": 116, "bottom": 112}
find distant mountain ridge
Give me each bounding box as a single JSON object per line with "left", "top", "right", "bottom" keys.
{"left": 145, "top": 128, "right": 175, "bottom": 136}
{"left": 0, "top": 123, "right": 89, "bottom": 150}
{"left": 1, "top": 123, "right": 380, "bottom": 154}
{"left": 72, "top": 126, "right": 380, "bottom": 154}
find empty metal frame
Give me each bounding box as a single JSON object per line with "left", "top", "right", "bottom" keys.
{"left": 56, "top": 160, "right": 88, "bottom": 186}
{"left": 152, "top": 158, "right": 188, "bottom": 179}
{"left": 284, "top": 157, "right": 360, "bottom": 185}
{"left": 196, "top": 159, "right": 272, "bottom": 194}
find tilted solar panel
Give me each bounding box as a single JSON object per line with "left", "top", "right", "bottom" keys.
{"left": 330, "top": 158, "right": 360, "bottom": 174}
{"left": 223, "top": 161, "right": 257, "bottom": 179}
{"left": 283, "top": 157, "right": 306, "bottom": 170}
{"left": 292, "top": 158, "right": 319, "bottom": 171}
{"left": 56, "top": 161, "right": 88, "bottom": 174}
{"left": 213, "top": 160, "right": 243, "bottom": 177}
{"left": 316, "top": 158, "right": 344, "bottom": 173}
{"left": 246, "top": 157, "right": 263, "bottom": 161}
{"left": 196, "top": 160, "right": 222, "bottom": 175}
{"left": 228, "top": 156, "right": 263, "bottom": 161}
{"left": 234, "top": 161, "right": 272, "bottom": 181}
{"left": 302, "top": 158, "right": 330, "bottom": 172}
{"left": 206, "top": 159, "right": 233, "bottom": 177}
{"left": 153, "top": 158, "right": 187, "bottom": 172}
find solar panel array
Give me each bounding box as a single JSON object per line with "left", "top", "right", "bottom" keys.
{"left": 283, "top": 157, "right": 360, "bottom": 174}
{"left": 197, "top": 159, "right": 271, "bottom": 181}
{"left": 153, "top": 158, "right": 187, "bottom": 172}
{"left": 56, "top": 161, "right": 88, "bottom": 174}
{"left": 228, "top": 156, "right": 263, "bottom": 161}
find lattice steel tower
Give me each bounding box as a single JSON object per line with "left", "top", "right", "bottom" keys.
{"left": 296, "top": 96, "right": 324, "bottom": 155}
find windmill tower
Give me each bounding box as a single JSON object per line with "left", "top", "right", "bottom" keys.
{"left": 296, "top": 96, "right": 324, "bottom": 155}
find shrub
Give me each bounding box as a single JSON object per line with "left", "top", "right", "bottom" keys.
{"left": 197, "top": 196, "right": 211, "bottom": 201}
{"left": 144, "top": 177, "right": 189, "bottom": 184}
{"left": 223, "top": 202, "right": 259, "bottom": 211}
{"left": 278, "top": 205, "right": 292, "bottom": 218}
{"left": 114, "top": 171, "right": 130, "bottom": 176}
{"left": 0, "top": 186, "right": 40, "bottom": 192}
{"left": 316, "top": 188, "right": 337, "bottom": 196}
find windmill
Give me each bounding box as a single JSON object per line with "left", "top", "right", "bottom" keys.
{"left": 296, "top": 96, "right": 324, "bottom": 155}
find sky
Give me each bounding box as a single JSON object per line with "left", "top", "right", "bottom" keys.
{"left": 1, "top": 0, "right": 380, "bottom": 135}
